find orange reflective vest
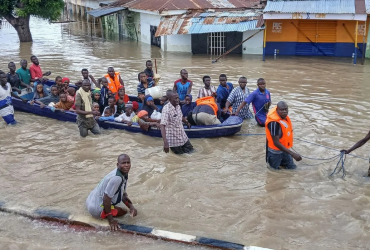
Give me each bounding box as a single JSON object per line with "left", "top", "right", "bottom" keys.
{"left": 105, "top": 72, "right": 121, "bottom": 93}
{"left": 265, "top": 106, "right": 293, "bottom": 151}
{"left": 196, "top": 96, "right": 218, "bottom": 116}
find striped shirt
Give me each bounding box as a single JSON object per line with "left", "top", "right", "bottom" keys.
{"left": 197, "top": 85, "right": 217, "bottom": 99}
{"left": 227, "top": 86, "right": 253, "bottom": 119}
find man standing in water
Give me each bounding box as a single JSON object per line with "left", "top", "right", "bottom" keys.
{"left": 173, "top": 69, "right": 193, "bottom": 104}
{"left": 86, "top": 154, "right": 137, "bottom": 231}
{"left": 75, "top": 80, "right": 101, "bottom": 137}
{"left": 161, "top": 91, "right": 193, "bottom": 154}
{"left": 265, "top": 101, "right": 302, "bottom": 169}
{"left": 0, "top": 70, "right": 27, "bottom": 125}
{"left": 234, "top": 78, "right": 271, "bottom": 127}
{"left": 341, "top": 132, "right": 370, "bottom": 176}
{"left": 224, "top": 77, "right": 253, "bottom": 119}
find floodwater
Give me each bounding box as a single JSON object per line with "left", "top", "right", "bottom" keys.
{"left": 1, "top": 17, "right": 370, "bottom": 250}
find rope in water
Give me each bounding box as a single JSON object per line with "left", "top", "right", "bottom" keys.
{"left": 236, "top": 133, "right": 368, "bottom": 161}
{"left": 329, "top": 152, "right": 347, "bottom": 178}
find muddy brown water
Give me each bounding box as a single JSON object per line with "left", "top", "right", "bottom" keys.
{"left": 1, "top": 17, "right": 370, "bottom": 250}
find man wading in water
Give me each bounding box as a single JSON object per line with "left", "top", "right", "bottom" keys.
{"left": 342, "top": 132, "right": 370, "bottom": 176}
{"left": 75, "top": 80, "right": 101, "bottom": 137}
{"left": 265, "top": 101, "right": 302, "bottom": 169}
{"left": 86, "top": 154, "right": 137, "bottom": 231}
{"left": 161, "top": 91, "right": 193, "bottom": 154}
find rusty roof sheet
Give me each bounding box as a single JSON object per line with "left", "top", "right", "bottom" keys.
{"left": 155, "top": 10, "right": 263, "bottom": 36}
{"left": 264, "top": 0, "right": 356, "bottom": 14}
{"left": 120, "top": 0, "right": 262, "bottom": 12}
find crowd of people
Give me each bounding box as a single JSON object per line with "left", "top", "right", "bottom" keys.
{"left": 3, "top": 56, "right": 370, "bottom": 231}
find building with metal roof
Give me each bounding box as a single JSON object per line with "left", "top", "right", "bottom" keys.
{"left": 88, "top": 0, "right": 266, "bottom": 55}
{"left": 262, "top": 0, "right": 368, "bottom": 61}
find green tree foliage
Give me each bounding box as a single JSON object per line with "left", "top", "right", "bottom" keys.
{"left": 0, "top": 0, "right": 64, "bottom": 42}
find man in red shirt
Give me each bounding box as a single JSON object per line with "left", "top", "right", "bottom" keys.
{"left": 29, "top": 55, "right": 51, "bottom": 82}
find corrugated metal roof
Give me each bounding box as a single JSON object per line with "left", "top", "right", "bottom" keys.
{"left": 87, "top": 6, "right": 125, "bottom": 17}
{"left": 121, "top": 0, "right": 263, "bottom": 13}
{"left": 264, "top": 0, "right": 356, "bottom": 14}
{"left": 155, "top": 11, "right": 263, "bottom": 36}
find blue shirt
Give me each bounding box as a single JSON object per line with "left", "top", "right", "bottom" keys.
{"left": 245, "top": 88, "right": 271, "bottom": 125}
{"left": 175, "top": 79, "right": 192, "bottom": 101}
{"left": 216, "top": 82, "right": 233, "bottom": 108}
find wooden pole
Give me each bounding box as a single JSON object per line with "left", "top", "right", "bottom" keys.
{"left": 362, "top": 20, "right": 367, "bottom": 65}
{"left": 263, "top": 20, "right": 267, "bottom": 61}
{"left": 155, "top": 59, "right": 157, "bottom": 74}
{"left": 354, "top": 20, "right": 358, "bottom": 65}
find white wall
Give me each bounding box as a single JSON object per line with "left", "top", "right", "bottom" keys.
{"left": 139, "top": 13, "right": 162, "bottom": 45}
{"left": 242, "top": 30, "right": 264, "bottom": 55}
{"left": 164, "top": 34, "right": 192, "bottom": 52}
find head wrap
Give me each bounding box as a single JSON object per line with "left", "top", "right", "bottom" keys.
{"left": 146, "top": 96, "right": 154, "bottom": 102}
{"left": 125, "top": 101, "right": 133, "bottom": 108}
{"left": 185, "top": 94, "right": 193, "bottom": 101}
{"left": 138, "top": 110, "right": 148, "bottom": 118}
{"left": 92, "top": 89, "right": 101, "bottom": 95}
{"left": 62, "top": 77, "right": 70, "bottom": 83}
{"left": 132, "top": 101, "right": 139, "bottom": 111}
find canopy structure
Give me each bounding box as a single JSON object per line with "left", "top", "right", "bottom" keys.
{"left": 155, "top": 11, "right": 263, "bottom": 36}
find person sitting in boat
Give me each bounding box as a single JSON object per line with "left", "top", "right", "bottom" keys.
{"left": 115, "top": 86, "right": 129, "bottom": 103}
{"left": 92, "top": 102, "right": 100, "bottom": 113}
{"left": 30, "top": 85, "right": 60, "bottom": 108}
{"left": 103, "top": 97, "right": 117, "bottom": 117}
{"left": 137, "top": 72, "right": 155, "bottom": 102}
{"left": 105, "top": 67, "right": 124, "bottom": 94}
{"left": 216, "top": 74, "right": 233, "bottom": 110}
{"left": 0, "top": 70, "right": 27, "bottom": 125}
{"left": 33, "top": 83, "right": 48, "bottom": 100}
{"left": 197, "top": 75, "right": 217, "bottom": 99}
{"left": 144, "top": 60, "right": 154, "bottom": 78}
{"left": 173, "top": 69, "right": 193, "bottom": 104}
{"left": 67, "top": 87, "right": 76, "bottom": 111}
{"left": 99, "top": 107, "right": 115, "bottom": 122}
{"left": 115, "top": 102, "right": 134, "bottom": 125}
{"left": 7, "top": 62, "right": 32, "bottom": 95}
{"left": 55, "top": 76, "right": 68, "bottom": 95}
{"left": 29, "top": 55, "right": 51, "bottom": 83}
{"left": 98, "top": 78, "right": 110, "bottom": 108}
{"left": 133, "top": 110, "right": 160, "bottom": 131}
{"left": 181, "top": 94, "right": 196, "bottom": 119}
{"left": 189, "top": 96, "right": 221, "bottom": 126}
{"left": 132, "top": 101, "right": 139, "bottom": 114}
{"left": 76, "top": 69, "right": 99, "bottom": 89}
{"left": 86, "top": 154, "right": 137, "bottom": 231}
{"left": 51, "top": 93, "right": 73, "bottom": 112}
{"left": 16, "top": 59, "right": 34, "bottom": 88}
{"left": 91, "top": 89, "right": 104, "bottom": 113}
{"left": 62, "top": 77, "right": 70, "bottom": 90}
{"left": 142, "top": 95, "right": 159, "bottom": 119}
{"left": 115, "top": 86, "right": 129, "bottom": 116}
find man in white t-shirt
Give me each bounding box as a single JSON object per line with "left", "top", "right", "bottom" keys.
{"left": 86, "top": 154, "right": 137, "bottom": 231}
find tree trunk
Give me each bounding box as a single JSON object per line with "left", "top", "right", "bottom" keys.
{"left": 4, "top": 14, "right": 33, "bottom": 42}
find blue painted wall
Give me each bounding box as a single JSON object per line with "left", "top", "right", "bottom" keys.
{"left": 266, "top": 42, "right": 366, "bottom": 57}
